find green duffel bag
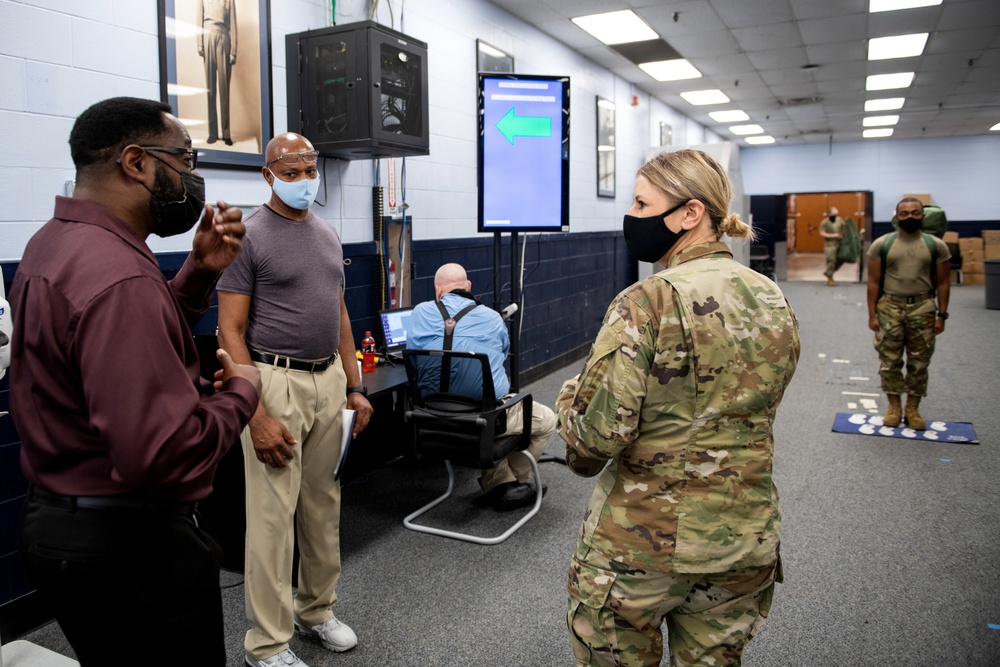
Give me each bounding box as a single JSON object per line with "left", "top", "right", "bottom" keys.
{"left": 891, "top": 205, "right": 947, "bottom": 239}
{"left": 836, "top": 218, "right": 862, "bottom": 268}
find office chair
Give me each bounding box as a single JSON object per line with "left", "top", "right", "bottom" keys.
{"left": 749, "top": 243, "right": 776, "bottom": 281}
{"left": 946, "top": 241, "right": 962, "bottom": 284}
{"left": 401, "top": 348, "right": 542, "bottom": 545}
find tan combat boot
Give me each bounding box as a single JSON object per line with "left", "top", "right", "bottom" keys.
{"left": 883, "top": 394, "right": 902, "bottom": 427}
{"left": 905, "top": 395, "right": 926, "bottom": 430}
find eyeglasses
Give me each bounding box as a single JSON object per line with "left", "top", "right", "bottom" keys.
{"left": 266, "top": 150, "right": 319, "bottom": 167}
{"left": 141, "top": 146, "right": 198, "bottom": 170}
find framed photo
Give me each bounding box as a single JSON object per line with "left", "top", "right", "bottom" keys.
{"left": 477, "top": 39, "right": 514, "bottom": 74}
{"left": 597, "top": 97, "right": 616, "bottom": 198}
{"left": 157, "top": 0, "right": 272, "bottom": 170}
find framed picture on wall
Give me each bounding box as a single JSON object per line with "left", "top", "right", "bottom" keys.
{"left": 477, "top": 39, "right": 514, "bottom": 73}
{"left": 157, "top": 0, "right": 272, "bottom": 170}
{"left": 597, "top": 97, "right": 616, "bottom": 198}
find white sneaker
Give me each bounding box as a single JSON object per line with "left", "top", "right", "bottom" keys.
{"left": 294, "top": 613, "right": 358, "bottom": 653}
{"left": 245, "top": 648, "right": 309, "bottom": 667}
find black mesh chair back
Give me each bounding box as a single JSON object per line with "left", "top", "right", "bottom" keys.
{"left": 400, "top": 348, "right": 541, "bottom": 544}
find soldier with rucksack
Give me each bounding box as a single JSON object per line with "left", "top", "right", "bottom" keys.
{"left": 866, "top": 197, "right": 951, "bottom": 430}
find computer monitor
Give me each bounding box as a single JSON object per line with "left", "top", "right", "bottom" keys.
{"left": 379, "top": 306, "right": 415, "bottom": 357}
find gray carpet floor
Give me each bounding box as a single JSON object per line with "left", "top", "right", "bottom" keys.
{"left": 20, "top": 279, "right": 1000, "bottom": 666}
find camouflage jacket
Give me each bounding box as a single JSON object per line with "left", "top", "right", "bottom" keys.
{"left": 557, "top": 242, "right": 800, "bottom": 573}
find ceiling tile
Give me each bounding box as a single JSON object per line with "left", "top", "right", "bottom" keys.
{"left": 486, "top": 0, "right": 1000, "bottom": 144}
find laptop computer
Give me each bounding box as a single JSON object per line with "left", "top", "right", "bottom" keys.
{"left": 379, "top": 306, "right": 415, "bottom": 362}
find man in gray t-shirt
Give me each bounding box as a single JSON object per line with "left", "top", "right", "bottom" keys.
{"left": 217, "top": 132, "right": 373, "bottom": 667}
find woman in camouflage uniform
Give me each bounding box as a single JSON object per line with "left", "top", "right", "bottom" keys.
{"left": 557, "top": 149, "right": 800, "bottom": 667}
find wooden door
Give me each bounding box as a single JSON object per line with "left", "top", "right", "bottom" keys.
{"left": 791, "top": 193, "right": 829, "bottom": 252}
{"left": 786, "top": 191, "right": 872, "bottom": 252}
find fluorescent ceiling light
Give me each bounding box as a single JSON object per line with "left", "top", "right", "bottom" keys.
{"left": 866, "top": 72, "right": 914, "bottom": 90}
{"left": 571, "top": 10, "right": 657, "bottom": 45}
{"left": 868, "top": 33, "right": 928, "bottom": 60}
{"left": 863, "top": 128, "right": 894, "bottom": 138}
{"left": 597, "top": 98, "right": 616, "bottom": 110}
{"left": 709, "top": 110, "right": 750, "bottom": 122}
{"left": 639, "top": 59, "right": 702, "bottom": 82}
{"left": 991, "top": 122, "right": 1000, "bottom": 131}
{"left": 864, "top": 115, "right": 900, "bottom": 126}
{"left": 680, "top": 89, "right": 730, "bottom": 105}
{"left": 870, "top": 0, "right": 942, "bottom": 13}
{"left": 745, "top": 136, "right": 775, "bottom": 145}
{"left": 865, "top": 97, "right": 905, "bottom": 111}
{"left": 729, "top": 124, "right": 764, "bottom": 135}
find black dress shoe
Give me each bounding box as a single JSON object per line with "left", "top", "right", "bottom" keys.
{"left": 495, "top": 482, "right": 547, "bottom": 512}
{"left": 206, "top": 135, "right": 218, "bottom": 144}
{"left": 473, "top": 481, "right": 515, "bottom": 507}
{"left": 223, "top": 137, "right": 233, "bottom": 146}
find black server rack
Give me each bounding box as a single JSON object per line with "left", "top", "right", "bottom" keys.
{"left": 286, "top": 21, "right": 429, "bottom": 160}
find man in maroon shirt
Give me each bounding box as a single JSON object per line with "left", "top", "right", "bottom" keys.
{"left": 9, "top": 97, "right": 261, "bottom": 667}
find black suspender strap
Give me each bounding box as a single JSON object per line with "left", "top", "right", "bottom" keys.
{"left": 434, "top": 301, "right": 478, "bottom": 392}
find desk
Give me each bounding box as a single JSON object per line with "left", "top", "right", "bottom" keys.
{"left": 338, "top": 362, "right": 410, "bottom": 482}
{"left": 193, "top": 337, "right": 411, "bottom": 570}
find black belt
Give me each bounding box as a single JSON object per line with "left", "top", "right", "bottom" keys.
{"left": 29, "top": 486, "right": 196, "bottom": 516}
{"left": 883, "top": 292, "right": 933, "bottom": 305}
{"left": 249, "top": 349, "right": 338, "bottom": 373}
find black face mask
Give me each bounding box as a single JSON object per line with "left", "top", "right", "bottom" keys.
{"left": 145, "top": 157, "right": 205, "bottom": 238}
{"left": 898, "top": 218, "right": 922, "bottom": 234}
{"left": 829, "top": 215, "right": 837, "bottom": 221}
{"left": 623, "top": 200, "right": 689, "bottom": 263}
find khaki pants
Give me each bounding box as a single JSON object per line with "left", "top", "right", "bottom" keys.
{"left": 480, "top": 398, "right": 557, "bottom": 490}
{"left": 243, "top": 360, "right": 347, "bottom": 660}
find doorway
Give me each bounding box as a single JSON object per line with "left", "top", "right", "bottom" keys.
{"left": 786, "top": 191, "right": 872, "bottom": 281}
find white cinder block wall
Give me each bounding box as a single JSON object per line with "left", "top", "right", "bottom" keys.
{"left": 742, "top": 135, "right": 1000, "bottom": 221}
{"left": 0, "top": 0, "right": 723, "bottom": 261}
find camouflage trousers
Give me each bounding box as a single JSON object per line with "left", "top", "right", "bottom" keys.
{"left": 823, "top": 241, "right": 839, "bottom": 278}
{"left": 567, "top": 547, "right": 777, "bottom": 667}
{"left": 874, "top": 295, "right": 937, "bottom": 396}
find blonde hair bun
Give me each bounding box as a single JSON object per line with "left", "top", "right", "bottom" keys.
{"left": 720, "top": 212, "right": 754, "bottom": 239}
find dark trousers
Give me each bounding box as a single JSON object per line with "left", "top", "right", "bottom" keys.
{"left": 19, "top": 490, "right": 226, "bottom": 667}
{"left": 203, "top": 25, "right": 232, "bottom": 141}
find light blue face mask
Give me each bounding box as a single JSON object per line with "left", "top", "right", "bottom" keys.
{"left": 270, "top": 171, "right": 320, "bottom": 210}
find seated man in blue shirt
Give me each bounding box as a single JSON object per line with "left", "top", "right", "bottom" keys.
{"left": 408, "top": 263, "right": 555, "bottom": 511}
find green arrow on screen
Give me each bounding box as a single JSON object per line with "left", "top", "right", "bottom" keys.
{"left": 496, "top": 107, "right": 551, "bottom": 145}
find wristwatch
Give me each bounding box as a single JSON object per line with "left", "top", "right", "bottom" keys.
{"left": 346, "top": 385, "right": 368, "bottom": 396}
{"left": 937, "top": 312, "right": 949, "bottom": 320}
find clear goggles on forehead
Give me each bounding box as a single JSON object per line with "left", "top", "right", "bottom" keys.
{"left": 266, "top": 150, "right": 319, "bottom": 167}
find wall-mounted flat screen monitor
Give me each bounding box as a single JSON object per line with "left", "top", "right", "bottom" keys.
{"left": 478, "top": 74, "right": 570, "bottom": 233}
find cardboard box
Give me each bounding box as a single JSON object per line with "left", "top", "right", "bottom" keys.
{"left": 984, "top": 244, "right": 1000, "bottom": 261}
{"left": 959, "top": 237, "right": 984, "bottom": 253}
{"left": 904, "top": 193, "right": 931, "bottom": 206}
{"left": 963, "top": 259, "right": 984, "bottom": 274}
{"left": 963, "top": 273, "right": 985, "bottom": 285}
{"left": 982, "top": 230, "right": 1000, "bottom": 244}
{"left": 943, "top": 231, "right": 960, "bottom": 244}
{"left": 963, "top": 249, "right": 984, "bottom": 263}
